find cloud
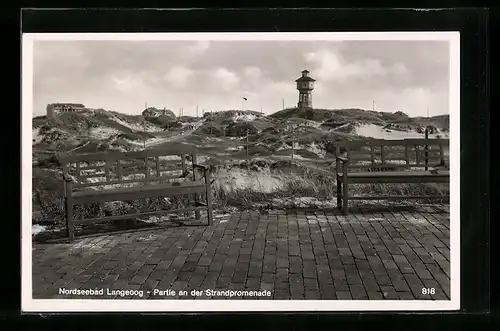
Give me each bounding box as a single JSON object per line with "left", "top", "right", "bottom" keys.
{"left": 212, "top": 67, "right": 240, "bottom": 91}
{"left": 108, "top": 70, "right": 154, "bottom": 96}
{"left": 243, "top": 66, "right": 263, "bottom": 83}
{"left": 305, "top": 49, "right": 409, "bottom": 82}
{"left": 164, "top": 66, "right": 194, "bottom": 88}
{"left": 186, "top": 40, "right": 210, "bottom": 57}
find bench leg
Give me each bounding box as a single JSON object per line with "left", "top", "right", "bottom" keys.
{"left": 194, "top": 193, "right": 201, "bottom": 221}
{"left": 65, "top": 196, "right": 75, "bottom": 241}
{"left": 205, "top": 174, "right": 213, "bottom": 226}
{"left": 342, "top": 179, "right": 349, "bottom": 214}
{"left": 336, "top": 177, "right": 342, "bottom": 210}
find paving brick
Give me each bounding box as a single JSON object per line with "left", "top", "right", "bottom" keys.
{"left": 403, "top": 273, "right": 429, "bottom": 299}
{"left": 305, "top": 290, "right": 321, "bottom": 299}
{"left": 388, "top": 271, "right": 411, "bottom": 292}
{"left": 289, "top": 256, "right": 303, "bottom": 274}
{"left": 319, "top": 284, "right": 336, "bottom": 299}
{"left": 341, "top": 255, "right": 355, "bottom": 265}
{"left": 436, "top": 260, "right": 450, "bottom": 277}
{"left": 302, "top": 261, "right": 317, "bottom": 279}
{"left": 333, "top": 278, "right": 350, "bottom": 291}
{"left": 274, "top": 280, "right": 289, "bottom": 290}
{"left": 344, "top": 265, "right": 363, "bottom": 285}
{"left": 412, "top": 262, "right": 434, "bottom": 280}
{"left": 380, "top": 286, "right": 398, "bottom": 300}
{"left": 367, "top": 290, "right": 383, "bottom": 300}
{"left": 397, "top": 292, "right": 415, "bottom": 300}
{"left": 247, "top": 261, "right": 262, "bottom": 278}
{"left": 426, "top": 264, "right": 450, "bottom": 297}
{"left": 392, "top": 255, "right": 415, "bottom": 274}
{"left": 336, "top": 291, "right": 352, "bottom": 300}
{"left": 245, "top": 277, "right": 261, "bottom": 291}
{"left": 289, "top": 274, "right": 304, "bottom": 293}
{"left": 304, "top": 278, "right": 319, "bottom": 290}
{"left": 422, "top": 279, "right": 449, "bottom": 300}
{"left": 129, "top": 273, "right": 149, "bottom": 286}
{"left": 350, "top": 284, "right": 368, "bottom": 300}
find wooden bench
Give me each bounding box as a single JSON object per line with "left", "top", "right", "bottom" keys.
{"left": 335, "top": 138, "right": 450, "bottom": 213}
{"left": 58, "top": 148, "right": 213, "bottom": 240}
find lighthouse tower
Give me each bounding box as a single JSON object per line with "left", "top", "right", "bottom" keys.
{"left": 295, "top": 69, "right": 315, "bottom": 109}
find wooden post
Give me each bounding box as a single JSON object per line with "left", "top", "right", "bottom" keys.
{"left": 336, "top": 158, "right": 342, "bottom": 209}
{"left": 380, "top": 145, "right": 385, "bottom": 166}
{"left": 439, "top": 139, "right": 445, "bottom": 166}
{"left": 405, "top": 145, "right": 410, "bottom": 168}
{"left": 143, "top": 157, "right": 149, "bottom": 181}
{"left": 205, "top": 167, "right": 213, "bottom": 226}
{"left": 246, "top": 128, "right": 249, "bottom": 159}
{"left": 64, "top": 177, "right": 75, "bottom": 241}
{"left": 75, "top": 162, "right": 81, "bottom": 182}
{"left": 342, "top": 170, "right": 349, "bottom": 214}
{"left": 424, "top": 127, "right": 429, "bottom": 170}
{"left": 192, "top": 154, "right": 201, "bottom": 221}
{"left": 181, "top": 154, "right": 187, "bottom": 175}
{"left": 104, "top": 160, "right": 111, "bottom": 182}
{"left": 142, "top": 118, "right": 146, "bottom": 150}
{"left": 116, "top": 159, "right": 122, "bottom": 180}
{"left": 155, "top": 156, "right": 160, "bottom": 177}
{"left": 370, "top": 145, "right": 375, "bottom": 167}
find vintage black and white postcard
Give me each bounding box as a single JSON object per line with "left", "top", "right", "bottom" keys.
{"left": 22, "top": 32, "right": 460, "bottom": 312}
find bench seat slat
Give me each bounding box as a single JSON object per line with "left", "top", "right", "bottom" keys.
{"left": 339, "top": 170, "right": 450, "bottom": 177}
{"left": 347, "top": 165, "right": 444, "bottom": 171}
{"left": 72, "top": 181, "right": 207, "bottom": 204}
{"left": 338, "top": 138, "right": 449, "bottom": 148}
{"left": 74, "top": 206, "right": 208, "bottom": 225}
{"left": 73, "top": 175, "right": 187, "bottom": 188}
{"left": 337, "top": 170, "right": 450, "bottom": 184}
{"left": 347, "top": 195, "right": 448, "bottom": 200}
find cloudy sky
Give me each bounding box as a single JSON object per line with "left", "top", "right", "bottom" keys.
{"left": 32, "top": 39, "right": 450, "bottom": 117}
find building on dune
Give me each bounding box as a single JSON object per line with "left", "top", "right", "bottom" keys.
{"left": 46, "top": 103, "right": 86, "bottom": 119}
{"left": 142, "top": 107, "right": 176, "bottom": 118}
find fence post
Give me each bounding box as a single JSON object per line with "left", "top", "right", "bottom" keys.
{"left": 424, "top": 126, "right": 429, "bottom": 170}
{"left": 246, "top": 128, "right": 249, "bottom": 158}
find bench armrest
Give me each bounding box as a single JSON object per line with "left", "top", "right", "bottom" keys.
{"left": 62, "top": 174, "right": 74, "bottom": 182}
{"left": 193, "top": 163, "right": 207, "bottom": 170}
{"left": 335, "top": 156, "right": 349, "bottom": 174}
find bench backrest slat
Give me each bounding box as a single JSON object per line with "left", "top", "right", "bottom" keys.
{"left": 338, "top": 138, "right": 448, "bottom": 171}
{"left": 58, "top": 148, "right": 195, "bottom": 164}
{"left": 59, "top": 149, "right": 198, "bottom": 187}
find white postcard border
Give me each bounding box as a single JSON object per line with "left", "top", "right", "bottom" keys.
{"left": 22, "top": 31, "right": 460, "bottom": 312}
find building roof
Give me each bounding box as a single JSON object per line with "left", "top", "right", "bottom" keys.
{"left": 295, "top": 76, "right": 316, "bottom": 82}
{"left": 50, "top": 103, "right": 85, "bottom": 108}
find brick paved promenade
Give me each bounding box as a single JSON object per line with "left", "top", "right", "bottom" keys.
{"left": 32, "top": 205, "right": 451, "bottom": 300}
